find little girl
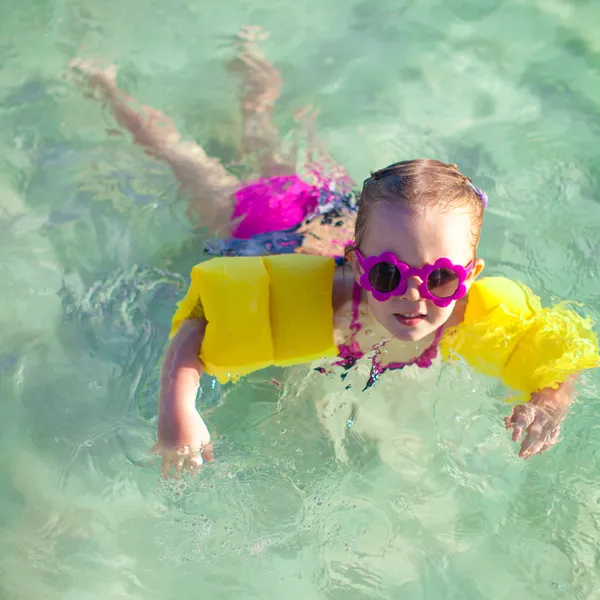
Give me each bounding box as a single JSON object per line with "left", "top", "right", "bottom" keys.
{"left": 71, "top": 31, "right": 598, "bottom": 477}
{"left": 156, "top": 158, "right": 598, "bottom": 475}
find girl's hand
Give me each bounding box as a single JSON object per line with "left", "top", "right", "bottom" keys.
{"left": 152, "top": 406, "right": 214, "bottom": 477}
{"left": 504, "top": 399, "right": 564, "bottom": 459}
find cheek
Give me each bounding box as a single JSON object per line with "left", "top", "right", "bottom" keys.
{"left": 366, "top": 294, "right": 388, "bottom": 317}
{"left": 427, "top": 302, "right": 454, "bottom": 322}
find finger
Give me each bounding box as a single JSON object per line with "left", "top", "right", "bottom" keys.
{"left": 172, "top": 446, "right": 190, "bottom": 478}
{"left": 201, "top": 443, "right": 215, "bottom": 463}
{"left": 549, "top": 426, "right": 562, "bottom": 445}
{"left": 511, "top": 413, "right": 531, "bottom": 441}
{"left": 504, "top": 406, "right": 524, "bottom": 430}
{"left": 188, "top": 455, "right": 204, "bottom": 477}
{"left": 538, "top": 427, "right": 562, "bottom": 455}
{"left": 174, "top": 456, "right": 186, "bottom": 479}
{"left": 510, "top": 407, "right": 535, "bottom": 441}
{"left": 519, "top": 423, "right": 544, "bottom": 456}
{"left": 161, "top": 456, "right": 174, "bottom": 479}
{"left": 520, "top": 438, "right": 546, "bottom": 459}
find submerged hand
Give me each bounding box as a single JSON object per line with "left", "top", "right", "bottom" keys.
{"left": 152, "top": 407, "right": 214, "bottom": 478}
{"left": 504, "top": 401, "right": 563, "bottom": 459}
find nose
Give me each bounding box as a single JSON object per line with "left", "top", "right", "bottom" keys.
{"left": 401, "top": 275, "right": 422, "bottom": 302}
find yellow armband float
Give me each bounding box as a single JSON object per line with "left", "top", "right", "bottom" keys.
{"left": 440, "top": 277, "right": 600, "bottom": 400}
{"left": 170, "top": 254, "right": 338, "bottom": 383}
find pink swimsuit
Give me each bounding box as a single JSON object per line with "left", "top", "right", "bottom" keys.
{"left": 326, "top": 282, "right": 443, "bottom": 390}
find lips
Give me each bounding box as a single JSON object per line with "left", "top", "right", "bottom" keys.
{"left": 394, "top": 313, "right": 426, "bottom": 327}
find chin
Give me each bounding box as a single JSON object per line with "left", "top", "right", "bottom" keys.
{"left": 387, "top": 320, "right": 434, "bottom": 342}
{"left": 387, "top": 323, "right": 424, "bottom": 342}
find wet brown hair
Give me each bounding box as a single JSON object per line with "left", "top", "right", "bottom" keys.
{"left": 353, "top": 159, "right": 486, "bottom": 250}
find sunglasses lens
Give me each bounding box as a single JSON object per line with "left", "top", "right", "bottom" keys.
{"left": 427, "top": 268, "right": 460, "bottom": 298}
{"left": 369, "top": 262, "right": 401, "bottom": 293}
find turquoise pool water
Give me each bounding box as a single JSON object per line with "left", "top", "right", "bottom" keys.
{"left": 1, "top": 0, "right": 600, "bottom": 598}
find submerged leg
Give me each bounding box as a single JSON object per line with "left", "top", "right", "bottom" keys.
{"left": 69, "top": 59, "right": 238, "bottom": 236}
{"left": 228, "top": 26, "right": 297, "bottom": 178}
{"left": 229, "top": 27, "right": 355, "bottom": 189}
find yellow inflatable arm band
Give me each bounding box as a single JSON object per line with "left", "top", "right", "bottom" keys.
{"left": 170, "top": 254, "right": 338, "bottom": 383}
{"left": 440, "top": 277, "right": 600, "bottom": 400}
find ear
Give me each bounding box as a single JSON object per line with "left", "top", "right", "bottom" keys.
{"left": 469, "top": 258, "right": 485, "bottom": 284}
{"left": 345, "top": 244, "right": 361, "bottom": 282}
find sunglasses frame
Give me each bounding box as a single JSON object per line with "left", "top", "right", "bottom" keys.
{"left": 354, "top": 249, "right": 473, "bottom": 307}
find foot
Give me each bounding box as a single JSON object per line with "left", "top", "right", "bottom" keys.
{"left": 69, "top": 58, "right": 118, "bottom": 100}
{"left": 228, "top": 26, "right": 282, "bottom": 115}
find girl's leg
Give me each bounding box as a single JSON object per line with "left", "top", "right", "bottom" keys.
{"left": 69, "top": 59, "right": 238, "bottom": 236}
{"left": 228, "top": 27, "right": 298, "bottom": 178}
{"left": 229, "top": 29, "right": 348, "bottom": 184}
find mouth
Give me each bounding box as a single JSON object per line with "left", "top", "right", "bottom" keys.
{"left": 394, "top": 313, "right": 426, "bottom": 327}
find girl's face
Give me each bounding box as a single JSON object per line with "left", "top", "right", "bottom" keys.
{"left": 351, "top": 202, "right": 484, "bottom": 341}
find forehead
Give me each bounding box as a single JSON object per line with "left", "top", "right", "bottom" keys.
{"left": 361, "top": 202, "right": 474, "bottom": 266}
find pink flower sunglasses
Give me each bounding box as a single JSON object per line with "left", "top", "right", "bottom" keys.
{"left": 355, "top": 249, "right": 473, "bottom": 308}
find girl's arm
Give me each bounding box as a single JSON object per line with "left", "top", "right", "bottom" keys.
{"left": 154, "top": 318, "right": 213, "bottom": 476}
